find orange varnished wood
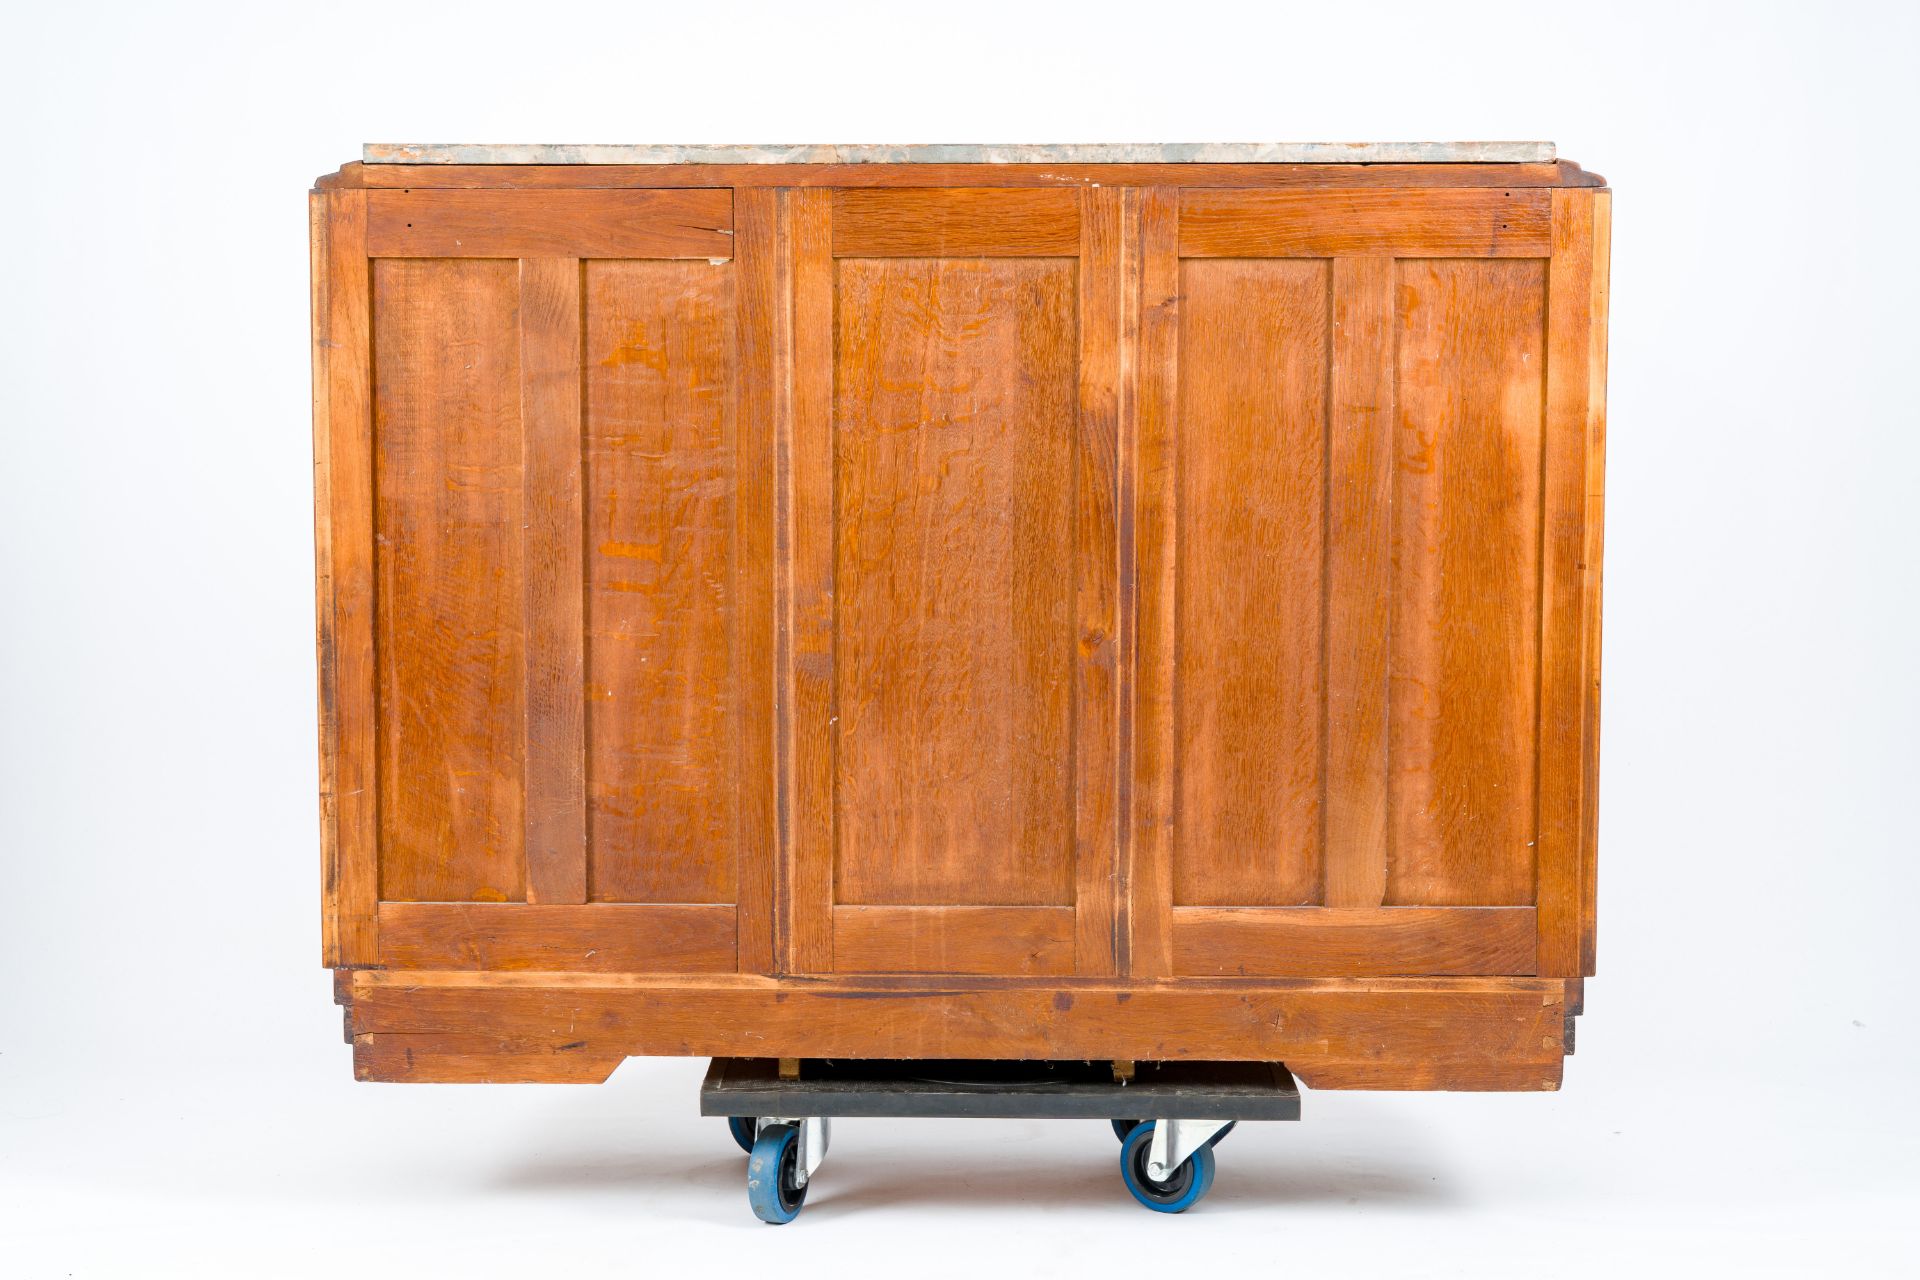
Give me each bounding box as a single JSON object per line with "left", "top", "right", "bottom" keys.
{"left": 313, "top": 161, "right": 1610, "bottom": 1089}
{"left": 1173, "top": 258, "right": 1329, "bottom": 907}
{"left": 786, "top": 189, "right": 836, "bottom": 973}
{"left": 833, "top": 906, "right": 1076, "bottom": 976}
{"left": 1324, "top": 256, "right": 1395, "bottom": 908}
{"left": 344, "top": 969, "right": 1568, "bottom": 1088}
{"left": 1180, "top": 188, "right": 1551, "bottom": 258}
{"left": 519, "top": 258, "right": 587, "bottom": 905}
{"left": 314, "top": 190, "right": 378, "bottom": 962}
{"left": 732, "top": 190, "right": 782, "bottom": 975}
{"left": 372, "top": 258, "right": 527, "bottom": 903}
{"left": 1581, "top": 193, "right": 1613, "bottom": 977}
{"left": 378, "top": 903, "right": 737, "bottom": 972}
{"left": 831, "top": 256, "right": 1078, "bottom": 907}
{"left": 831, "top": 187, "right": 1080, "bottom": 256}
{"left": 1074, "top": 186, "right": 1128, "bottom": 975}
{"left": 1537, "top": 189, "right": 1598, "bottom": 974}
{"left": 365, "top": 189, "right": 733, "bottom": 258}
{"left": 1171, "top": 907, "right": 1536, "bottom": 977}
{"left": 1388, "top": 258, "right": 1547, "bottom": 907}
{"left": 583, "top": 259, "right": 739, "bottom": 904}
{"left": 1129, "top": 188, "right": 1182, "bottom": 978}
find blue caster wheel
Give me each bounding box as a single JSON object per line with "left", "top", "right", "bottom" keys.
{"left": 747, "top": 1122, "right": 808, "bottom": 1224}
{"left": 1111, "top": 1118, "right": 1143, "bottom": 1142}
{"left": 728, "top": 1116, "right": 759, "bottom": 1154}
{"left": 1119, "top": 1121, "right": 1216, "bottom": 1213}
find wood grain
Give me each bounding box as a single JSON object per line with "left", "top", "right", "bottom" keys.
{"left": 832, "top": 187, "right": 1079, "bottom": 256}
{"left": 378, "top": 903, "right": 736, "bottom": 972}
{"left": 1537, "top": 190, "right": 1597, "bottom": 975}
{"left": 1581, "top": 192, "right": 1612, "bottom": 977}
{"left": 315, "top": 190, "right": 379, "bottom": 962}
{"left": 1129, "top": 189, "right": 1182, "bottom": 977}
{"left": 1074, "top": 186, "right": 1128, "bottom": 975}
{"left": 365, "top": 189, "right": 733, "bottom": 258}
{"left": 832, "top": 906, "right": 1076, "bottom": 976}
{"left": 1180, "top": 189, "right": 1551, "bottom": 257}
{"left": 832, "top": 257, "right": 1077, "bottom": 908}
{"left": 732, "top": 189, "right": 782, "bottom": 975}
{"left": 345, "top": 969, "right": 1568, "bottom": 1087}
{"left": 1324, "top": 257, "right": 1395, "bottom": 907}
{"left": 1388, "top": 259, "right": 1546, "bottom": 907}
{"left": 1171, "top": 906, "right": 1535, "bottom": 977}
{"left": 583, "top": 259, "right": 738, "bottom": 905}
{"left": 786, "top": 189, "right": 836, "bottom": 973}
{"left": 372, "top": 257, "right": 526, "bottom": 902}
{"left": 1174, "top": 259, "right": 1329, "bottom": 906}
{"left": 518, "top": 258, "right": 587, "bottom": 905}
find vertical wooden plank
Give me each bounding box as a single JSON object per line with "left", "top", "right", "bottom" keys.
{"left": 1580, "top": 191, "right": 1612, "bottom": 976}
{"left": 1324, "top": 256, "right": 1394, "bottom": 907}
{"left": 734, "top": 188, "right": 781, "bottom": 975}
{"left": 372, "top": 259, "right": 526, "bottom": 902}
{"left": 519, "top": 257, "right": 586, "bottom": 904}
{"left": 1174, "top": 259, "right": 1328, "bottom": 906}
{"left": 1075, "top": 187, "right": 1126, "bottom": 974}
{"left": 582, "top": 262, "right": 738, "bottom": 904}
{"left": 1538, "top": 189, "right": 1596, "bottom": 975}
{"left": 1129, "top": 188, "right": 1180, "bottom": 978}
{"left": 1388, "top": 259, "right": 1545, "bottom": 907}
{"left": 320, "top": 189, "right": 377, "bottom": 962}
{"left": 833, "top": 259, "right": 1077, "bottom": 908}
{"left": 787, "top": 188, "right": 835, "bottom": 974}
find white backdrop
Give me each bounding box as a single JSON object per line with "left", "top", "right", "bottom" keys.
{"left": 4, "top": 1, "right": 1916, "bottom": 1274}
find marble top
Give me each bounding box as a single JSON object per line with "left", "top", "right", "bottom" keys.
{"left": 364, "top": 142, "right": 1556, "bottom": 166}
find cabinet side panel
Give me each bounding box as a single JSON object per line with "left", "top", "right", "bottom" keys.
{"left": 1174, "top": 258, "right": 1328, "bottom": 906}
{"left": 583, "top": 259, "right": 739, "bottom": 904}
{"left": 372, "top": 258, "right": 528, "bottom": 902}
{"left": 833, "top": 258, "right": 1078, "bottom": 906}
{"left": 1388, "top": 259, "right": 1545, "bottom": 906}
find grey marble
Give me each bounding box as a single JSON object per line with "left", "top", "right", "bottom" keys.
{"left": 364, "top": 141, "right": 1556, "bottom": 166}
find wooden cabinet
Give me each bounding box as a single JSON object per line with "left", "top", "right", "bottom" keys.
{"left": 312, "top": 144, "right": 1609, "bottom": 1091}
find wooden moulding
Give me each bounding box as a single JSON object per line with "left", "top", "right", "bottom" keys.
{"left": 315, "top": 161, "right": 1607, "bottom": 191}
{"left": 342, "top": 971, "right": 1569, "bottom": 1091}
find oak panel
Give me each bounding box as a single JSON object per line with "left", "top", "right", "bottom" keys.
{"left": 1180, "top": 189, "right": 1551, "bottom": 257}
{"left": 832, "top": 187, "right": 1080, "bottom": 256}
{"left": 377, "top": 903, "right": 736, "bottom": 972}
{"left": 1174, "top": 259, "right": 1328, "bottom": 906}
{"left": 583, "top": 260, "right": 738, "bottom": 904}
{"left": 833, "top": 258, "right": 1078, "bottom": 907}
{"left": 365, "top": 189, "right": 733, "bottom": 258}
{"left": 372, "top": 258, "right": 526, "bottom": 902}
{"left": 1388, "top": 259, "right": 1546, "bottom": 906}
{"left": 1171, "top": 906, "right": 1536, "bottom": 977}
{"left": 832, "top": 906, "right": 1076, "bottom": 975}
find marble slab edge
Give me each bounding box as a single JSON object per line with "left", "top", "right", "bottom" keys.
{"left": 364, "top": 141, "right": 1556, "bottom": 166}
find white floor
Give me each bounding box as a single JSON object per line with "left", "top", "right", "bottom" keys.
{"left": 4, "top": 1001, "right": 1911, "bottom": 1278}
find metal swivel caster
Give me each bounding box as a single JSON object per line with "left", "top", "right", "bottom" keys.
{"left": 1118, "top": 1119, "right": 1233, "bottom": 1213}
{"left": 744, "top": 1116, "right": 830, "bottom": 1224}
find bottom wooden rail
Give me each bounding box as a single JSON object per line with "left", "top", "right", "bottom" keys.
{"left": 336, "top": 972, "right": 1576, "bottom": 1091}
